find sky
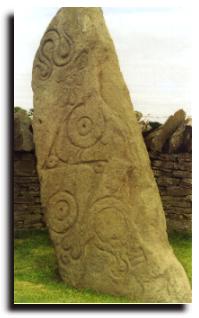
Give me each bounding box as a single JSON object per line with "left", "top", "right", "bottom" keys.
{"left": 14, "top": 6, "right": 191, "bottom": 122}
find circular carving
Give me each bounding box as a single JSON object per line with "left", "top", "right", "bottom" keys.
{"left": 67, "top": 103, "right": 105, "bottom": 148}
{"left": 94, "top": 207, "right": 126, "bottom": 242}
{"left": 46, "top": 155, "right": 59, "bottom": 168}
{"left": 77, "top": 116, "right": 92, "bottom": 136}
{"left": 89, "top": 197, "right": 128, "bottom": 242}
{"left": 47, "top": 191, "right": 77, "bottom": 233}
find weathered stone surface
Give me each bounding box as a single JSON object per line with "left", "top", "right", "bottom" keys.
{"left": 156, "top": 176, "right": 181, "bottom": 186}
{"left": 168, "top": 117, "right": 192, "bottom": 154}
{"left": 149, "top": 150, "right": 192, "bottom": 233}
{"left": 183, "top": 118, "right": 192, "bottom": 153}
{"left": 174, "top": 161, "right": 192, "bottom": 171}
{"left": 166, "top": 218, "right": 191, "bottom": 233}
{"left": 173, "top": 170, "right": 192, "bottom": 178}
{"left": 14, "top": 152, "right": 37, "bottom": 177}
{"left": 14, "top": 109, "right": 34, "bottom": 151}
{"left": 168, "top": 123, "right": 186, "bottom": 153}
{"left": 159, "top": 186, "right": 191, "bottom": 197}
{"left": 139, "top": 113, "right": 191, "bottom": 154}
{"left": 145, "top": 109, "right": 186, "bottom": 152}
{"left": 13, "top": 149, "right": 192, "bottom": 234}
{"left": 14, "top": 152, "right": 44, "bottom": 230}
{"left": 32, "top": 8, "right": 191, "bottom": 302}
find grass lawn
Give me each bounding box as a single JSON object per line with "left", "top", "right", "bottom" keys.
{"left": 14, "top": 229, "right": 192, "bottom": 304}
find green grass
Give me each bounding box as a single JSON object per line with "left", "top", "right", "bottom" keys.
{"left": 169, "top": 232, "right": 192, "bottom": 283}
{"left": 14, "top": 230, "right": 192, "bottom": 304}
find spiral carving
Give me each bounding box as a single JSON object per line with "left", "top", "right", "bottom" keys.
{"left": 46, "top": 191, "right": 78, "bottom": 233}
{"left": 34, "top": 28, "right": 74, "bottom": 81}
{"left": 67, "top": 101, "right": 105, "bottom": 148}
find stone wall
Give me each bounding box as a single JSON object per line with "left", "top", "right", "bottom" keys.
{"left": 14, "top": 108, "right": 192, "bottom": 233}
{"left": 14, "top": 149, "right": 192, "bottom": 233}
{"left": 149, "top": 151, "right": 192, "bottom": 233}
{"left": 14, "top": 152, "right": 45, "bottom": 230}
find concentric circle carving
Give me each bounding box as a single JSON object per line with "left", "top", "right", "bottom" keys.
{"left": 89, "top": 197, "right": 128, "bottom": 242}
{"left": 67, "top": 103, "right": 105, "bottom": 148}
{"left": 47, "top": 191, "right": 78, "bottom": 233}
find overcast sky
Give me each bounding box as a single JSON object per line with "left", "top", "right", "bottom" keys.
{"left": 14, "top": 6, "right": 191, "bottom": 122}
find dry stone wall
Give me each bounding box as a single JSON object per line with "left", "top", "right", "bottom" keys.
{"left": 149, "top": 151, "right": 192, "bottom": 233}
{"left": 13, "top": 108, "right": 192, "bottom": 233}
{"left": 14, "top": 149, "right": 191, "bottom": 233}
{"left": 14, "top": 152, "right": 45, "bottom": 230}
{"left": 13, "top": 108, "right": 192, "bottom": 234}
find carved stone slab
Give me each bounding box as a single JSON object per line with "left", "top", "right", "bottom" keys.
{"left": 32, "top": 8, "right": 191, "bottom": 302}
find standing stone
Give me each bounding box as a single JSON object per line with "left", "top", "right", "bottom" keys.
{"left": 32, "top": 8, "right": 191, "bottom": 302}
